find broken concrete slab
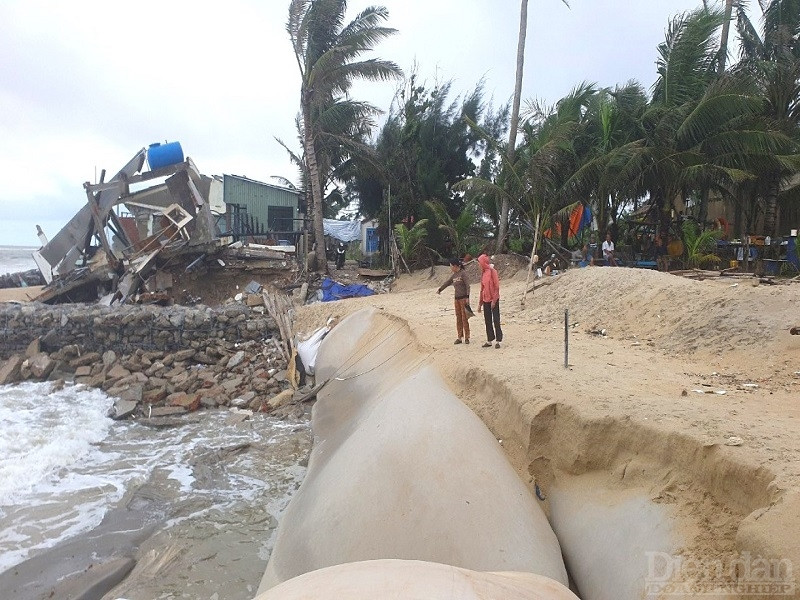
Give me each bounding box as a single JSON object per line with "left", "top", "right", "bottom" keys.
{"left": 110, "top": 400, "right": 138, "bottom": 420}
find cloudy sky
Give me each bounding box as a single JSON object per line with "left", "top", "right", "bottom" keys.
{"left": 1, "top": 0, "right": 748, "bottom": 246}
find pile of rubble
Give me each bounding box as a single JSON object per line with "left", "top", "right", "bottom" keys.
{"left": 0, "top": 337, "right": 314, "bottom": 421}
{"left": 29, "top": 146, "right": 296, "bottom": 306}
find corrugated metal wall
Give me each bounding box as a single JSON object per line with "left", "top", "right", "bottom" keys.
{"left": 223, "top": 175, "right": 300, "bottom": 233}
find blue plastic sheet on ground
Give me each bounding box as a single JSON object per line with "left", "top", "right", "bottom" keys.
{"left": 320, "top": 277, "right": 375, "bottom": 302}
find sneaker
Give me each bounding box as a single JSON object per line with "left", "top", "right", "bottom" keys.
{"left": 464, "top": 339, "right": 470, "bottom": 344}
{"left": 482, "top": 342, "right": 492, "bottom": 348}
{"left": 454, "top": 339, "right": 463, "bottom": 345}
{"left": 495, "top": 342, "right": 501, "bottom": 349}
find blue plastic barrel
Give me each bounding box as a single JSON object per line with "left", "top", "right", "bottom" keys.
{"left": 147, "top": 141, "right": 184, "bottom": 171}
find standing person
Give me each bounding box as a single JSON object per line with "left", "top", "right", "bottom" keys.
{"left": 437, "top": 257, "right": 472, "bottom": 345}
{"left": 602, "top": 231, "right": 617, "bottom": 266}
{"left": 477, "top": 254, "right": 503, "bottom": 348}
{"left": 335, "top": 242, "right": 346, "bottom": 270}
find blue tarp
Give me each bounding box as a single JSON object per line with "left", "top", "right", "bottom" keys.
{"left": 323, "top": 219, "right": 362, "bottom": 242}
{"left": 788, "top": 237, "right": 800, "bottom": 270}
{"left": 320, "top": 277, "right": 376, "bottom": 302}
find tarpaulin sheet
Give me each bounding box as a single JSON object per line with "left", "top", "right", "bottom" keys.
{"left": 544, "top": 204, "right": 592, "bottom": 242}
{"left": 323, "top": 219, "right": 361, "bottom": 242}
{"left": 320, "top": 277, "right": 375, "bottom": 302}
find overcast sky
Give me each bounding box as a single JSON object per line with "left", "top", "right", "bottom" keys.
{"left": 0, "top": 0, "right": 749, "bottom": 246}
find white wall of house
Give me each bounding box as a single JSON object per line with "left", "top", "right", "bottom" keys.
{"left": 361, "top": 219, "right": 379, "bottom": 256}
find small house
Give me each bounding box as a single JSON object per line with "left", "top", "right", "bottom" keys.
{"left": 223, "top": 175, "right": 302, "bottom": 243}
{"left": 361, "top": 219, "right": 379, "bottom": 256}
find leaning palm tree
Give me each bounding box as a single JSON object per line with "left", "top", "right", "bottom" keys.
{"left": 496, "top": 0, "right": 570, "bottom": 254}
{"left": 287, "top": 0, "right": 401, "bottom": 272}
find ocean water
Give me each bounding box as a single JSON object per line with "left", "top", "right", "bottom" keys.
{"left": 0, "top": 381, "right": 311, "bottom": 598}
{"left": 0, "top": 246, "right": 38, "bottom": 275}
{"left": 0, "top": 244, "right": 313, "bottom": 597}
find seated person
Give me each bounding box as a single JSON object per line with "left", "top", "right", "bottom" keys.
{"left": 581, "top": 233, "right": 599, "bottom": 267}
{"left": 602, "top": 232, "right": 617, "bottom": 266}
{"left": 639, "top": 234, "right": 652, "bottom": 259}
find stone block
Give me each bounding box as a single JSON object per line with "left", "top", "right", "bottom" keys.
{"left": 29, "top": 353, "right": 56, "bottom": 379}
{"left": 227, "top": 351, "right": 245, "bottom": 369}
{"left": 102, "top": 350, "right": 117, "bottom": 367}
{"left": 172, "top": 349, "right": 196, "bottom": 362}
{"left": 148, "top": 406, "right": 186, "bottom": 417}
{"left": 70, "top": 352, "right": 101, "bottom": 368}
{"left": 0, "top": 355, "right": 23, "bottom": 385}
{"left": 110, "top": 399, "right": 138, "bottom": 420}
{"left": 167, "top": 391, "right": 200, "bottom": 412}
{"left": 143, "top": 387, "right": 169, "bottom": 404}
{"left": 106, "top": 364, "right": 131, "bottom": 381}
{"left": 25, "top": 338, "right": 41, "bottom": 358}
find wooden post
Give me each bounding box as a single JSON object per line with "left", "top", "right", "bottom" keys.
{"left": 564, "top": 308, "right": 569, "bottom": 369}
{"left": 522, "top": 213, "right": 541, "bottom": 305}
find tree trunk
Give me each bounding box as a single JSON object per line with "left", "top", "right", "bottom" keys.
{"left": 733, "top": 193, "right": 743, "bottom": 240}
{"left": 717, "top": 0, "right": 734, "bottom": 73}
{"left": 763, "top": 179, "right": 779, "bottom": 238}
{"left": 698, "top": 184, "right": 710, "bottom": 227}
{"left": 496, "top": 0, "right": 528, "bottom": 254}
{"left": 302, "top": 101, "right": 328, "bottom": 274}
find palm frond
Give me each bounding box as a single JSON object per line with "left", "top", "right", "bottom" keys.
{"left": 677, "top": 93, "right": 763, "bottom": 148}
{"left": 653, "top": 8, "right": 725, "bottom": 107}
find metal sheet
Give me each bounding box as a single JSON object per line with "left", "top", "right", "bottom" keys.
{"left": 37, "top": 149, "right": 146, "bottom": 271}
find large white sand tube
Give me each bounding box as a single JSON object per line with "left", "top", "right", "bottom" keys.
{"left": 258, "top": 307, "right": 568, "bottom": 593}
{"left": 255, "top": 559, "right": 579, "bottom": 600}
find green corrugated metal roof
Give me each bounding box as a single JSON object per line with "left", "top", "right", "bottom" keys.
{"left": 223, "top": 174, "right": 300, "bottom": 231}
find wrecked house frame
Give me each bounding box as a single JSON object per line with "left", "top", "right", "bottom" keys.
{"left": 33, "top": 147, "right": 221, "bottom": 305}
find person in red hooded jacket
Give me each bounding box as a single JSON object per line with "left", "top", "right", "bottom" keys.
{"left": 477, "top": 254, "right": 503, "bottom": 348}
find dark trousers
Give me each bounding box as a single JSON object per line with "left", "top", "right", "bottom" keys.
{"left": 482, "top": 300, "right": 503, "bottom": 342}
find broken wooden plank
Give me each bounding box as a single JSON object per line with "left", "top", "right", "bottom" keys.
{"left": 262, "top": 290, "right": 294, "bottom": 361}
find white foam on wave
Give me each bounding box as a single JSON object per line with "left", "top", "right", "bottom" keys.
{"left": 0, "top": 382, "right": 117, "bottom": 571}
{"left": 0, "top": 382, "right": 114, "bottom": 506}
{"left": 0, "top": 383, "right": 311, "bottom": 574}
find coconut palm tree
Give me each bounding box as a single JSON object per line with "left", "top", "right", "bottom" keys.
{"left": 496, "top": 0, "right": 570, "bottom": 254}
{"left": 718, "top": 0, "right": 735, "bottom": 72}
{"left": 566, "top": 7, "right": 794, "bottom": 241}
{"left": 735, "top": 0, "right": 800, "bottom": 236}
{"left": 287, "top": 0, "right": 401, "bottom": 272}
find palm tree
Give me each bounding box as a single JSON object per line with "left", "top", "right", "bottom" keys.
{"left": 496, "top": 0, "right": 569, "bottom": 254}
{"left": 565, "top": 7, "right": 794, "bottom": 243}
{"left": 718, "top": 0, "right": 735, "bottom": 72}
{"left": 458, "top": 84, "right": 592, "bottom": 249}
{"left": 287, "top": 0, "right": 401, "bottom": 272}
{"left": 735, "top": 0, "right": 800, "bottom": 236}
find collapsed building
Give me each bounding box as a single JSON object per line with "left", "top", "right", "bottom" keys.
{"left": 31, "top": 143, "right": 303, "bottom": 305}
